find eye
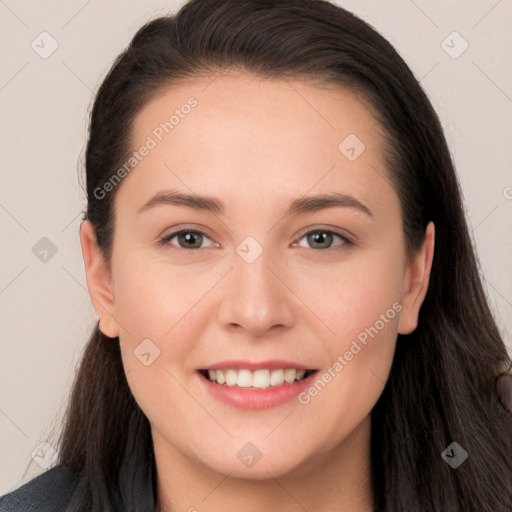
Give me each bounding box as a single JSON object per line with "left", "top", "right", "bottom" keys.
{"left": 159, "top": 229, "right": 216, "bottom": 250}
{"left": 295, "top": 229, "right": 352, "bottom": 250}
{"left": 159, "top": 227, "right": 353, "bottom": 251}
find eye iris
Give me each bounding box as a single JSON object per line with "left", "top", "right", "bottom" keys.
{"left": 308, "top": 231, "right": 332, "bottom": 249}
{"left": 179, "top": 232, "right": 202, "bottom": 248}
{"left": 171, "top": 230, "right": 339, "bottom": 250}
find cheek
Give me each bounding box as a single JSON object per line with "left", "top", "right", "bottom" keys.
{"left": 111, "top": 252, "right": 217, "bottom": 339}
{"left": 111, "top": 255, "right": 217, "bottom": 420}
{"left": 294, "top": 248, "right": 402, "bottom": 421}
{"left": 295, "top": 246, "right": 404, "bottom": 345}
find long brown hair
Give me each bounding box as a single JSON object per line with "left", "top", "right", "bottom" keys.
{"left": 56, "top": 1, "right": 512, "bottom": 510}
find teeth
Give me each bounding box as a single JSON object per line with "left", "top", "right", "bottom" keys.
{"left": 253, "top": 369, "right": 270, "bottom": 389}
{"left": 237, "top": 369, "right": 253, "bottom": 388}
{"left": 296, "top": 369, "right": 306, "bottom": 380}
{"left": 203, "top": 368, "right": 310, "bottom": 389}
{"left": 284, "top": 368, "right": 296, "bottom": 383}
{"left": 225, "top": 369, "right": 237, "bottom": 386}
{"left": 270, "top": 369, "right": 284, "bottom": 386}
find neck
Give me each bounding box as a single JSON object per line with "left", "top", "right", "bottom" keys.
{"left": 154, "top": 415, "right": 374, "bottom": 512}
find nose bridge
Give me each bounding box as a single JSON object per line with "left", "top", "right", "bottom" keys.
{"left": 217, "top": 238, "right": 294, "bottom": 335}
{"left": 235, "top": 241, "right": 275, "bottom": 295}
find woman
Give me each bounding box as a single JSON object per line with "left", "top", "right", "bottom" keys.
{"left": 1, "top": 0, "right": 511, "bottom": 511}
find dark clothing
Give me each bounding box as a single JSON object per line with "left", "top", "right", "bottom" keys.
{"left": 0, "top": 465, "right": 154, "bottom": 511}
{"left": 0, "top": 467, "right": 79, "bottom": 512}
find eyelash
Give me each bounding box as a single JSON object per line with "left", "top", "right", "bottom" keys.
{"left": 159, "top": 228, "right": 353, "bottom": 252}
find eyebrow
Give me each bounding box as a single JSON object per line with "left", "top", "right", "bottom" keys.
{"left": 137, "top": 189, "right": 374, "bottom": 218}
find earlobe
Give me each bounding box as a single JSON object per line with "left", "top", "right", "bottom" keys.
{"left": 79, "top": 220, "right": 119, "bottom": 339}
{"left": 397, "top": 222, "right": 435, "bottom": 335}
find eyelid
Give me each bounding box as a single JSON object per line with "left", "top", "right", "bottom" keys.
{"left": 294, "top": 224, "right": 354, "bottom": 243}
{"left": 159, "top": 223, "right": 215, "bottom": 242}
{"left": 293, "top": 228, "right": 353, "bottom": 250}
{"left": 160, "top": 225, "right": 354, "bottom": 251}
{"left": 159, "top": 228, "right": 216, "bottom": 250}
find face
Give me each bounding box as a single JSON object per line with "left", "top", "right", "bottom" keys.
{"left": 81, "top": 73, "right": 434, "bottom": 480}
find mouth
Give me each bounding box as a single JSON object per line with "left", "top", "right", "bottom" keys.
{"left": 197, "top": 368, "right": 317, "bottom": 389}
{"left": 196, "top": 362, "right": 320, "bottom": 410}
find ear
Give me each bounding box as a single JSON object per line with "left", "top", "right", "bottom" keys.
{"left": 79, "top": 220, "right": 119, "bottom": 339}
{"left": 397, "top": 221, "right": 435, "bottom": 335}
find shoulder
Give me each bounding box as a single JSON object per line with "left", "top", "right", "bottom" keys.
{"left": 0, "top": 465, "right": 79, "bottom": 512}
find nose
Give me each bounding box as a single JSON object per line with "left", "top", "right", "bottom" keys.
{"left": 216, "top": 247, "right": 295, "bottom": 337}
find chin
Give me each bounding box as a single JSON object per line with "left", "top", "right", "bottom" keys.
{"left": 197, "top": 445, "right": 310, "bottom": 481}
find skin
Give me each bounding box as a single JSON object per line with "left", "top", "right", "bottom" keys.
{"left": 80, "top": 72, "right": 434, "bottom": 512}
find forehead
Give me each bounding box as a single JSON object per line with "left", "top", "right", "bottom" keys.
{"left": 121, "top": 72, "right": 395, "bottom": 219}
{"left": 132, "top": 72, "right": 380, "bottom": 151}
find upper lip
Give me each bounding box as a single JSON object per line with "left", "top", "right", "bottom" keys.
{"left": 197, "top": 360, "right": 317, "bottom": 371}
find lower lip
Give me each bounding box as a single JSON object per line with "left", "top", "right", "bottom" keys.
{"left": 197, "top": 371, "right": 317, "bottom": 410}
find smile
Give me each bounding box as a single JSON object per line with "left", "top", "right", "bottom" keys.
{"left": 199, "top": 368, "right": 314, "bottom": 389}
{"left": 196, "top": 363, "right": 319, "bottom": 410}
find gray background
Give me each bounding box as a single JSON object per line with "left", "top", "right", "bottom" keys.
{"left": 1, "top": 0, "right": 511, "bottom": 493}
